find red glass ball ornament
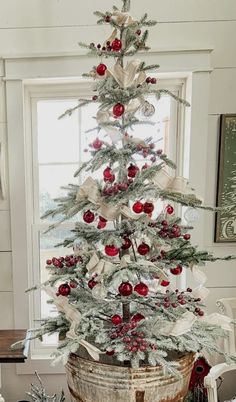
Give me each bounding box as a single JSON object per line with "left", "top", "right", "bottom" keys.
{"left": 111, "top": 38, "right": 122, "bottom": 51}
{"left": 121, "top": 237, "right": 132, "bottom": 250}
{"left": 113, "top": 103, "right": 125, "bottom": 117}
{"left": 97, "top": 221, "right": 106, "bottom": 229}
{"left": 166, "top": 204, "right": 174, "bottom": 215}
{"left": 111, "top": 314, "right": 122, "bottom": 325}
{"left": 184, "top": 233, "right": 191, "bottom": 240}
{"left": 92, "top": 138, "right": 103, "bottom": 149}
{"left": 88, "top": 279, "right": 97, "bottom": 289}
{"left": 160, "top": 280, "right": 170, "bottom": 287}
{"left": 137, "top": 242, "right": 150, "bottom": 255}
{"left": 106, "top": 349, "right": 115, "bottom": 356}
{"left": 46, "top": 259, "right": 52, "bottom": 265}
{"left": 105, "top": 245, "right": 119, "bottom": 257}
{"left": 134, "top": 282, "right": 149, "bottom": 296}
{"left": 83, "top": 210, "right": 95, "bottom": 223}
{"left": 143, "top": 202, "right": 154, "bottom": 214}
{"left": 96, "top": 63, "right": 107, "bottom": 76}
{"left": 127, "top": 164, "right": 139, "bottom": 178}
{"left": 131, "top": 313, "right": 145, "bottom": 322}
{"left": 99, "top": 216, "right": 107, "bottom": 223}
{"left": 132, "top": 201, "right": 144, "bottom": 214}
{"left": 103, "top": 166, "right": 113, "bottom": 180}
{"left": 58, "top": 283, "right": 71, "bottom": 296}
{"left": 118, "top": 282, "right": 133, "bottom": 296}
{"left": 170, "top": 265, "right": 183, "bottom": 275}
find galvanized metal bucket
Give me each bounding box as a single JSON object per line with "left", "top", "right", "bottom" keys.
{"left": 66, "top": 352, "right": 195, "bottom": 402}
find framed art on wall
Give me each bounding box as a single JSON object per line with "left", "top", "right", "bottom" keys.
{"left": 215, "top": 114, "right": 236, "bottom": 242}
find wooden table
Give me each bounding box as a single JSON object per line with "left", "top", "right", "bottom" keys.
{"left": 0, "top": 330, "right": 29, "bottom": 363}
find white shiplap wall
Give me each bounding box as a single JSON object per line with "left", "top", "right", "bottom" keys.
{"left": 0, "top": 0, "right": 236, "bottom": 400}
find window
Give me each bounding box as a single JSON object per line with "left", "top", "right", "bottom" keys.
{"left": 23, "top": 77, "right": 186, "bottom": 358}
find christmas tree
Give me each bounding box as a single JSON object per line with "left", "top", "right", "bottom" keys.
{"left": 30, "top": 0, "right": 236, "bottom": 375}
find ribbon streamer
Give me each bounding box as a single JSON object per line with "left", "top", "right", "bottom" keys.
{"left": 87, "top": 253, "right": 115, "bottom": 276}
{"left": 109, "top": 60, "right": 146, "bottom": 89}
{"left": 43, "top": 287, "right": 102, "bottom": 360}
{"left": 153, "top": 169, "right": 196, "bottom": 196}
{"left": 160, "top": 312, "right": 197, "bottom": 336}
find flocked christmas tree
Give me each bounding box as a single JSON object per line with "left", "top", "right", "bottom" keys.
{"left": 29, "top": 0, "right": 236, "bottom": 375}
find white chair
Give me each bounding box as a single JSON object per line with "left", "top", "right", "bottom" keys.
{"left": 204, "top": 298, "right": 236, "bottom": 402}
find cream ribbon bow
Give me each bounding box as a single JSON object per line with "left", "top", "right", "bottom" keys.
{"left": 86, "top": 253, "right": 116, "bottom": 276}
{"left": 43, "top": 287, "right": 102, "bottom": 360}
{"left": 112, "top": 11, "right": 136, "bottom": 26}
{"left": 109, "top": 60, "right": 146, "bottom": 89}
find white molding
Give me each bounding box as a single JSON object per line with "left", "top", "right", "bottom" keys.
{"left": 3, "top": 48, "right": 213, "bottom": 81}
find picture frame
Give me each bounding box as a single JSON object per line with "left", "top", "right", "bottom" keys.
{"left": 215, "top": 114, "right": 236, "bottom": 242}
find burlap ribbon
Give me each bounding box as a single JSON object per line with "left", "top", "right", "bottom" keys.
{"left": 160, "top": 311, "right": 233, "bottom": 337}
{"left": 109, "top": 60, "right": 146, "bottom": 89}
{"left": 191, "top": 264, "right": 210, "bottom": 301}
{"left": 44, "top": 287, "right": 102, "bottom": 360}
{"left": 153, "top": 169, "right": 196, "bottom": 196}
{"left": 112, "top": 11, "right": 136, "bottom": 26}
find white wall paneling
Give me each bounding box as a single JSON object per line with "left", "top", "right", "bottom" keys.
{"left": 0, "top": 292, "right": 13, "bottom": 329}
{"left": 209, "top": 68, "right": 236, "bottom": 114}
{"left": 0, "top": 0, "right": 235, "bottom": 28}
{"left": 0, "top": 252, "right": 12, "bottom": 292}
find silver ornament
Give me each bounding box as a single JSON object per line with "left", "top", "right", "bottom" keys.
{"left": 184, "top": 207, "right": 199, "bottom": 223}
{"left": 141, "top": 101, "right": 155, "bottom": 117}
{"left": 92, "top": 284, "right": 108, "bottom": 300}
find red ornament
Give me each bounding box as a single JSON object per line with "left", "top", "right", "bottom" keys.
{"left": 184, "top": 233, "right": 191, "bottom": 240}
{"left": 137, "top": 242, "right": 150, "bottom": 255}
{"left": 105, "top": 245, "right": 119, "bottom": 257}
{"left": 111, "top": 314, "right": 122, "bottom": 325}
{"left": 121, "top": 237, "right": 132, "bottom": 250}
{"left": 170, "top": 265, "right": 183, "bottom": 276}
{"left": 160, "top": 280, "right": 170, "bottom": 287}
{"left": 151, "top": 77, "right": 157, "bottom": 84}
{"left": 83, "top": 210, "right": 95, "bottom": 223}
{"left": 97, "top": 221, "right": 106, "bottom": 229}
{"left": 132, "top": 201, "right": 144, "bottom": 214}
{"left": 96, "top": 63, "right": 107, "bottom": 76}
{"left": 118, "top": 282, "right": 133, "bottom": 296}
{"left": 92, "top": 138, "right": 103, "bottom": 149}
{"left": 58, "top": 283, "right": 71, "bottom": 296}
{"left": 131, "top": 313, "right": 145, "bottom": 322}
{"left": 99, "top": 216, "right": 107, "bottom": 223}
{"left": 111, "top": 38, "right": 122, "bottom": 51}
{"left": 143, "top": 202, "right": 154, "bottom": 214}
{"left": 46, "top": 259, "right": 52, "bottom": 265}
{"left": 166, "top": 205, "right": 174, "bottom": 215}
{"left": 103, "top": 167, "right": 114, "bottom": 181}
{"left": 106, "top": 349, "right": 115, "bottom": 356}
{"left": 134, "top": 282, "right": 149, "bottom": 296}
{"left": 127, "top": 164, "right": 139, "bottom": 178}
{"left": 88, "top": 279, "right": 97, "bottom": 289}
{"left": 113, "top": 103, "right": 125, "bottom": 117}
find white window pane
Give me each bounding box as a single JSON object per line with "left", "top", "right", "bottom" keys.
{"left": 39, "top": 164, "right": 79, "bottom": 219}
{"left": 37, "top": 99, "right": 79, "bottom": 164}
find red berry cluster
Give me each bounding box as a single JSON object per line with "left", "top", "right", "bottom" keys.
{"left": 46, "top": 255, "right": 80, "bottom": 268}
{"left": 156, "top": 289, "right": 204, "bottom": 316}
{"left": 127, "top": 164, "right": 139, "bottom": 178}
{"left": 135, "top": 142, "right": 155, "bottom": 158}
{"left": 146, "top": 77, "right": 157, "bottom": 84}
{"left": 102, "top": 180, "right": 133, "bottom": 197}
{"left": 108, "top": 320, "right": 154, "bottom": 355}
{"left": 159, "top": 220, "right": 181, "bottom": 239}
